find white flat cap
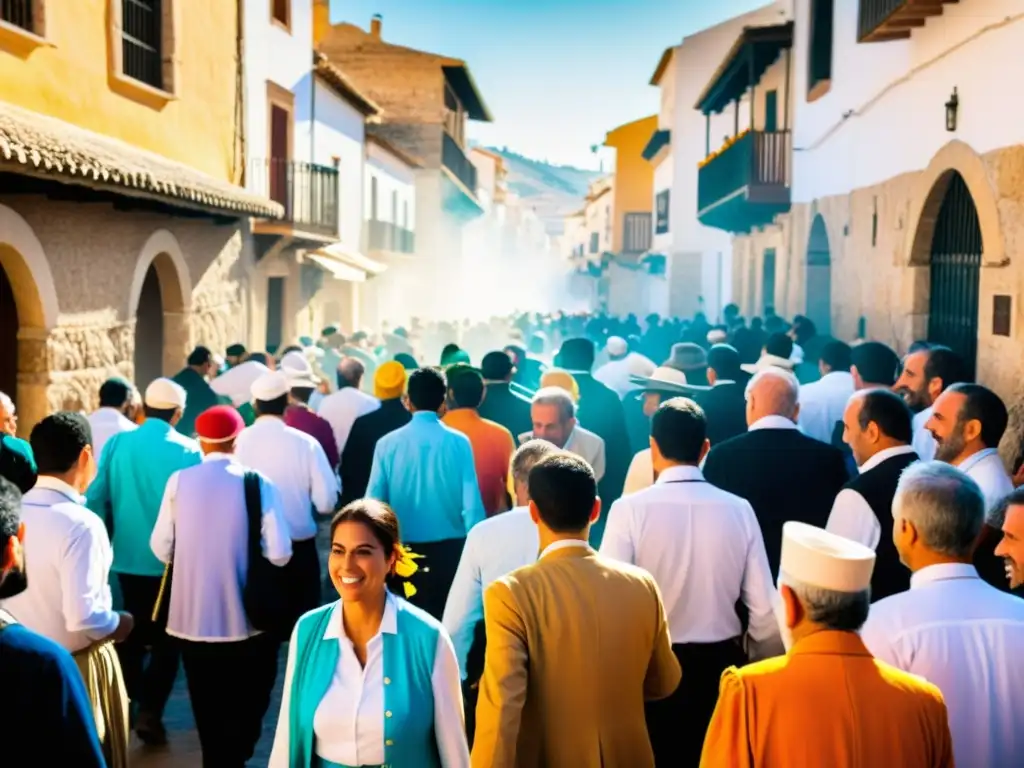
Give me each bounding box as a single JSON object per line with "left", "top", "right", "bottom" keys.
{"left": 144, "top": 378, "right": 187, "bottom": 410}
{"left": 780, "top": 522, "right": 876, "bottom": 593}
{"left": 251, "top": 371, "right": 290, "bottom": 402}
{"left": 606, "top": 336, "right": 628, "bottom": 356}
{"left": 279, "top": 351, "right": 312, "bottom": 375}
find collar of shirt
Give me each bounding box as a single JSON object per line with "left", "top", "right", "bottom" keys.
{"left": 859, "top": 444, "right": 917, "bottom": 474}
{"left": 910, "top": 562, "right": 979, "bottom": 590}
{"left": 93, "top": 407, "right": 128, "bottom": 421}
{"left": 444, "top": 408, "right": 480, "bottom": 425}
{"left": 202, "top": 452, "right": 236, "bottom": 464}
{"left": 31, "top": 475, "right": 85, "bottom": 504}
{"left": 539, "top": 539, "right": 591, "bottom": 559}
{"left": 141, "top": 418, "right": 174, "bottom": 435}
{"left": 712, "top": 379, "right": 736, "bottom": 387}
{"left": 253, "top": 415, "right": 286, "bottom": 428}
{"left": 412, "top": 411, "right": 440, "bottom": 424}
{"left": 322, "top": 591, "right": 399, "bottom": 640}
{"left": 956, "top": 447, "right": 1000, "bottom": 475}
{"left": 655, "top": 465, "right": 704, "bottom": 484}
{"left": 749, "top": 415, "right": 797, "bottom": 431}
{"left": 819, "top": 371, "right": 854, "bottom": 388}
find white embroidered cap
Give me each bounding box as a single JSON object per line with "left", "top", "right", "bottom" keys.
{"left": 780, "top": 522, "right": 876, "bottom": 593}
{"left": 144, "top": 378, "right": 186, "bottom": 410}
{"left": 606, "top": 336, "right": 628, "bottom": 356}
{"left": 251, "top": 371, "right": 290, "bottom": 402}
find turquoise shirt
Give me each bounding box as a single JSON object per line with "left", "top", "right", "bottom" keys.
{"left": 172, "top": 367, "right": 221, "bottom": 438}
{"left": 86, "top": 419, "right": 201, "bottom": 576}
{"left": 366, "top": 412, "right": 484, "bottom": 543}
{"left": 287, "top": 598, "right": 442, "bottom": 768}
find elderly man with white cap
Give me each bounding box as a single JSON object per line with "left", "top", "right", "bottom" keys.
{"left": 235, "top": 371, "right": 338, "bottom": 629}
{"left": 700, "top": 522, "right": 954, "bottom": 767}
{"left": 85, "top": 377, "right": 201, "bottom": 746}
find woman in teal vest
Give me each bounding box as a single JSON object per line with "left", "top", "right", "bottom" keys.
{"left": 268, "top": 499, "right": 469, "bottom": 768}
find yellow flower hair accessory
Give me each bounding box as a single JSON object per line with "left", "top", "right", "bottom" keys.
{"left": 394, "top": 544, "right": 425, "bottom": 599}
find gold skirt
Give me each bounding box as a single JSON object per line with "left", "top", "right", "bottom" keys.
{"left": 73, "top": 640, "right": 130, "bottom": 768}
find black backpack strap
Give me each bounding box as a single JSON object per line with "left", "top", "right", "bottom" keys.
{"left": 243, "top": 471, "right": 263, "bottom": 558}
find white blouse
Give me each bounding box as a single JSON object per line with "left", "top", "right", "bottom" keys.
{"left": 269, "top": 594, "right": 469, "bottom": 767}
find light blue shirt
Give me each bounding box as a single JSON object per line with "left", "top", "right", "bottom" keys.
{"left": 86, "top": 419, "right": 201, "bottom": 577}
{"left": 366, "top": 411, "right": 484, "bottom": 543}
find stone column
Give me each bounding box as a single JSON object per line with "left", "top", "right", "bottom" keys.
{"left": 15, "top": 326, "right": 50, "bottom": 437}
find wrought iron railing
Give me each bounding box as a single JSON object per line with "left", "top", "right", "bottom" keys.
{"left": 698, "top": 131, "right": 790, "bottom": 213}
{"left": 442, "top": 131, "right": 478, "bottom": 193}
{"left": 858, "top": 0, "right": 907, "bottom": 41}
{"left": 366, "top": 219, "right": 415, "bottom": 254}
{"left": 1, "top": 0, "right": 33, "bottom": 32}
{"left": 249, "top": 159, "right": 339, "bottom": 236}
{"left": 122, "top": 0, "right": 163, "bottom": 89}
{"left": 622, "top": 212, "right": 652, "bottom": 255}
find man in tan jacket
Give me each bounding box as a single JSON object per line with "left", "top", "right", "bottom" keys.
{"left": 471, "top": 452, "right": 681, "bottom": 768}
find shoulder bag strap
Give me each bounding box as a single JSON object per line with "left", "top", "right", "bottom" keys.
{"left": 244, "top": 471, "right": 263, "bottom": 559}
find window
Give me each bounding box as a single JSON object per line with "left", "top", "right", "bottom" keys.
{"left": 807, "top": 0, "right": 834, "bottom": 100}
{"left": 266, "top": 277, "right": 285, "bottom": 354}
{"left": 403, "top": 200, "right": 409, "bottom": 229}
{"left": 655, "top": 190, "right": 670, "bottom": 234}
{"left": 370, "top": 177, "right": 378, "bottom": 220}
{"left": 764, "top": 90, "right": 778, "bottom": 133}
{"left": 871, "top": 196, "right": 878, "bottom": 247}
{"left": 589, "top": 232, "right": 600, "bottom": 254}
{"left": 122, "top": 0, "right": 164, "bottom": 89}
{"left": 762, "top": 248, "right": 777, "bottom": 315}
{"left": 271, "top": 0, "right": 290, "bottom": 30}
{"left": 1, "top": 0, "right": 35, "bottom": 33}
{"left": 391, "top": 190, "right": 398, "bottom": 224}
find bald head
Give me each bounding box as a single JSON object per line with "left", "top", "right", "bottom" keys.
{"left": 745, "top": 368, "right": 800, "bottom": 426}
{"left": 337, "top": 357, "right": 365, "bottom": 389}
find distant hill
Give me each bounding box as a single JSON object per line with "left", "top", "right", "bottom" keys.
{"left": 482, "top": 147, "right": 602, "bottom": 234}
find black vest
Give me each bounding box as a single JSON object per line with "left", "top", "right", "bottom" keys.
{"left": 845, "top": 451, "right": 918, "bottom": 601}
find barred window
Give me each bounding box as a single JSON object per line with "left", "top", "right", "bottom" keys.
{"left": 1, "top": 0, "right": 35, "bottom": 33}
{"left": 122, "top": 0, "right": 163, "bottom": 89}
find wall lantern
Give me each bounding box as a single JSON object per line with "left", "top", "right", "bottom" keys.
{"left": 945, "top": 87, "right": 959, "bottom": 132}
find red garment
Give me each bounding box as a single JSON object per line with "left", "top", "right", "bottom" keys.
{"left": 284, "top": 405, "right": 340, "bottom": 468}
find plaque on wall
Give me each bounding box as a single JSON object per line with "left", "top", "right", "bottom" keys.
{"left": 993, "top": 295, "right": 1012, "bottom": 337}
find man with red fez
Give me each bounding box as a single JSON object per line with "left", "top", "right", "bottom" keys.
{"left": 150, "top": 405, "right": 292, "bottom": 767}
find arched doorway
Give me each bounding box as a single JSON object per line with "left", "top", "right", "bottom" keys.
{"left": 133, "top": 264, "right": 164, "bottom": 390}
{"left": 0, "top": 264, "right": 17, "bottom": 402}
{"left": 927, "top": 171, "right": 981, "bottom": 379}
{"left": 805, "top": 214, "right": 832, "bottom": 335}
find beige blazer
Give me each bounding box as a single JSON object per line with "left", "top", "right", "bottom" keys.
{"left": 471, "top": 545, "right": 681, "bottom": 768}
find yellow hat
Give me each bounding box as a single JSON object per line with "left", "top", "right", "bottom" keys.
{"left": 375, "top": 361, "right": 407, "bottom": 400}
{"left": 540, "top": 369, "right": 579, "bottom": 402}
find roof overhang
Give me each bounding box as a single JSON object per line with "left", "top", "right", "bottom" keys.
{"left": 442, "top": 64, "right": 493, "bottom": 122}
{"left": 642, "top": 129, "right": 671, "bottom": 161}
{"left": 365, "top": 130, "right": 423, "bottom": 169}
{"left": 314, "top": 52, "right": 382, "bottom": 119}
{"left": 310, "top": 242, "right": 387, "bottom": 276}
{"left": 0, "top": 102, "right": 282, "bottom": 219}
{"left": 650, "top": 46, "right": 675, "bottom": 86}
{"left": 695, "top": 22, "right": 793, "bottom": 115}
{"left": 306, "top": 252, "right": 367, "bottom": 282}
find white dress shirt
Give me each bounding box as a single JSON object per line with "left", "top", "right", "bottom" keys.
{"left": 235, "top": 417, "right": 339, "bottom": 541}
{"left": 748, "top": 415, "right": 797, "bottom": 432}
{"left": 860, "top": 563, "right": 1024, "bottom": 768}
{"left": 518, "top": 426, "right": 606, "bottom": 482}
{"left": 912, "top": 406, "right": 936, "bottom": 461}
{"left": 825, "top": 445, "right": 918, "bottom": 549}
{"left": 798, "top": 371, "right": 854, "bottom": 444}
{"left": 600, "top": 465, "right": 779, "bottom": 649}
{"left": 270, "top": 593, "right": 469, "bottom": 768}
{"left": 150, "top": 453, "right": 293, "bottom": 641}
{"left": 442, "top": 506, "right": 540, "bottom": 677}
{"left": 2, "top": 476, "right": 119, "bottom": 652}
{"left": 957, "top": 448, "right": 1013, "bottom": 515}
{"left": 211, "top": 361, "right": 270, "bottom": 406}
{"left": 623, "top": 448, "right": 654, "bottom": 494}
{"left": 317, "top": 386, "right": 381, "bottom": 454}
{"left": 88, "top": 407, "right": 137, "bottom": 463}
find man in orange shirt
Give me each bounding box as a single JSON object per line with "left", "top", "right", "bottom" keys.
{"left": 444, "top": 365, "right": 517, "bottom": 516}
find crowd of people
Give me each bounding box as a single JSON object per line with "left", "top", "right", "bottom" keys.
{"left": 1, "top": 307, "right": 1024, "bottom": 767}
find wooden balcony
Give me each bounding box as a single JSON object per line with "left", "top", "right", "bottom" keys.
{"left": 442, "top": 131, "right": 478, "bottom": 193}
{"left": 697, "top": 130, "right": 791, "bottom": 234}
{"left": 249, "top": 158, "right": 339, "bottom": 238}
{"left": 858, "top": 0, "right": 956, "bottom": 43}
{"left": 365, "top": 219, "right": 415, "bottom": 255}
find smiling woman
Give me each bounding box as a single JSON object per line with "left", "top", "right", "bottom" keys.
{"left": 268, "top": 498, "right": 470, "bottom": 768}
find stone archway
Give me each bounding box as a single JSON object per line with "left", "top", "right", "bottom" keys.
{"left": 128, "top": 230, "right": 190, "bottom": 386}
{"left": 0, "top": 204, "right": 60, "bottom": 435}
{"left": 805, "top": 214, "right": 832, "bottom": 336}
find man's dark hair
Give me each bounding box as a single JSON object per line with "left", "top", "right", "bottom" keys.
{"left": 279, "top": 345, "right": 303, "bottom": 358}
{"left": 394, "top": 353, "right": 419, "bottom": 371}
{"left": 820, "top": 341, "right": 852, "bottom": 373}
{"left": 764, "top": 332, "right": 793, "bottom": 360}
{"left": 924, "top": 346, "right": 969, "bottom": 390}
{"left": 706, "top": 344, "right": 741, "bottom": 380}
{"left": 440, "top": 344, "right": 461, "bottom": 365}
{"left": 480, "top": 351, "right": 514, "bottom": 381}
{"left": 187, "top": 346, "right": 212, "bottom": 367}
{"left": 0, "top": 475, "right": 21, "bottom": 542}
{"left": 248, "top": 352, "right": 270, "bottom": 366}
{"left": 856, "top": 389, "right": 913, "bottom": 443}
{"left": 555, "top": 338, "right": 596, "bottom": 372}
{"left": 851, "top": 342, "right": 900, "bottom": 386}
{"left": 99, "top": 378, "right": 132, "bottom": 409}
{"left": 448, "top": 366, "right": 485, "bottom": 409}
{"left": 290, "top": 386, "right": 315, "bottom": 405}
{"left": 791, "top": 315, "right": 817, "bottom": 345}
{"left": 908, "top": 340, "right": 931, "bottom": 354}
{"left": 407, "top": 367, "right": 447, "bottom": 412}
{"left": 651, "top": 398, "right": 707, "bottom": 464}
{"left": 527, "top": 452, "right": 597, "bottom": 533}
{"left": 948, "top": 383, "right": 1008, "bottom": 449}
{"left": 254, "top": 394, "right": 288, "bottom": 417}
{"left": 30, "top": 412, "right": 92, "bottom": 475}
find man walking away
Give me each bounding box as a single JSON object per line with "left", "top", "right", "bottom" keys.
{"left": 478, "top": 351, "right": 533, "bottom": 443}
{"left": 472, "top": 453, "right": 680, "bottom": 768}
{"left": 88, "top": 377, "right": 138, "bottom": 462}
{"left": 150, "top": 406, "right": 292, "bottom": 768}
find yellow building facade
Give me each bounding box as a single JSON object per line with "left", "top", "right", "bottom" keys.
{"left": 604, "top": 114, "right": 658, "bottom": 254}
{"left": 0, "top": 1, "right": 277, "bottom": 433}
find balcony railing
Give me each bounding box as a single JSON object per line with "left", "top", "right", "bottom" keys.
{"left": 697, "top": 130, "right": 791, "bottom": 233}
{"left": 858, "top": 0, "right": 953, "bottom": 43}
{"left": 442, "top": 131, "right": 478, "bottom": 194}
{"left": 622, "top": 212, "right": 652, "bottom": 255}
{"left": 249, "top": 158, "right": 339, "bottom": 236}
{"left": 366, "top": 219, "right": 415, "bottom": 254}
{"left": 1, "top": 0, "right": 34, "bottom": 32}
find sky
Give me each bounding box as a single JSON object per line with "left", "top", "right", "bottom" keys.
{"left": 330, "top": 0, "right": 770, "bottom": 170}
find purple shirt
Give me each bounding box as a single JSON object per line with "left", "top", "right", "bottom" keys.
{"left": 284, "top": 405, "right": 340, "bottom": 468}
